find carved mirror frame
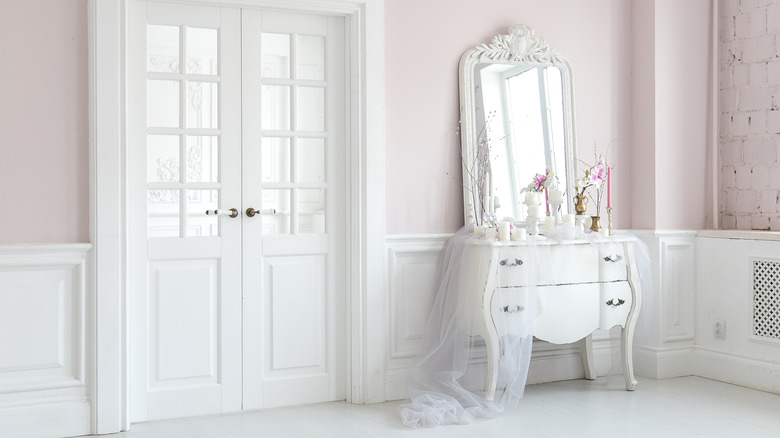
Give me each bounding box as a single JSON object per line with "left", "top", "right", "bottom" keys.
{"left": 459, "top": 24, "right": 577, "bottom": 226}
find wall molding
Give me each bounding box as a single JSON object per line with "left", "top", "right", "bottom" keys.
{"left": 633, "top": 344, "right": 695, "bottom": 379}
{"left": 0, "top": 244, "right": 92, "bottom": 438}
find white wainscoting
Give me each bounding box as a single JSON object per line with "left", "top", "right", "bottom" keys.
{"left": 631, "top": 231, "right": 697, "bottom": 380}
{"left": 0, "top": 244, "right": 92, "bottom": 438}
{"left": 694, "top": 232, "right": 780, "bottom": 395}
{"left": 384, "top": 234, "right": 625, "bottom": 401}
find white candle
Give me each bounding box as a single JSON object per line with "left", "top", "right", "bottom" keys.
{"left": 498, "top": 221, "right": 511, "bottom": 241}
{"left": 524, "top": 191, "right": 540, "bottom": 204}
{"left": 545, "top": 216, "right": 556, "bottom": 230}
{"left": 549, "top": 189, "right": 563, "bottom": 203}
{"left": 562, "top": 213, "right": 575, "bottom": 226}
{"left": 474, "top": 225, "right": 486, "bottom": 236}
{"left": 485, "top": 227, "right": 497, "bottom": 240}
{"left": 512, "top": 228, "right": 527, "bottom": 241}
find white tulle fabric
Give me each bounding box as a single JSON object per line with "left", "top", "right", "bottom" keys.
{"left": 397, "top": 225, "right": 652, "bottom": 428}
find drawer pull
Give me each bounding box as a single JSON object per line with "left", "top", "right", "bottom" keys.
{"left": 502, "top": 305, "right": 525, "bottom": 313}
{"left": 604, "top": 255, "right": 623, "bottom": 263}
{"left": 499, "top": 258, "right": 524, "bottom": 267}
{"left": 606, "top": 298, "right": 626, "bottom": 307}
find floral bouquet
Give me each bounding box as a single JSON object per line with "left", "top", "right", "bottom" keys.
{"left": 523, "top": 168, "right": 556, "bottom": 193}
{"left": 576, "top": 157, "right": 608, "bottom": 216}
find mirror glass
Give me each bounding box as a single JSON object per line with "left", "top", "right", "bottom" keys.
{"left": 459, "top": 24, "right": 577, "bottom": 226}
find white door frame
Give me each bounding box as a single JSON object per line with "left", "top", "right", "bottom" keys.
{"left": 87, "top": 0, "right": 385, "bottom": 433}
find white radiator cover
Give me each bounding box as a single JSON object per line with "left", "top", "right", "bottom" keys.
{"left": 752, "top": 258, "right": 780, "bottom": 341}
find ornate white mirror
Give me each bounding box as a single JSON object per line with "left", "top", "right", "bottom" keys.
{"left": 459, "top": 24, "right": 577, "bottom": 226}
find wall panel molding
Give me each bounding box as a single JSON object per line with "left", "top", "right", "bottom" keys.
{"left": 0, "top": 243, "right": 92, "bottom": 438}
{"left": 659, "top": 237, "right": 696, "bottom": 342}
{"left": 385, "top": 234, "right": 450, "bottom": 368}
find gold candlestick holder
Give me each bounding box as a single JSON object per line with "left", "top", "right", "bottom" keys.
{"left": 607, "top": 206, "right": 613, "bottom": 236}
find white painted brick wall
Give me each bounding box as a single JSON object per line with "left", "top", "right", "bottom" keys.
{"left": 720, "top": 0, "right": 780, "bottom": 229}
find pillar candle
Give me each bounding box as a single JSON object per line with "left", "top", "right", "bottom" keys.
{"left": 498, "top": 221, "right": 511, "bottom": 241}
{"left": 549, "top": 189, "right": 563, "bottom": 203}
{"left": 512, "top": 227, "right": 527, "bottom": 241}
{"left": 545, "top": 216, "right": 555, "bottom": 230}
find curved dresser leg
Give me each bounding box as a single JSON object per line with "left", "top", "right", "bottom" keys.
{"left": 580, "top": 334, "right": 596, "bottom": 380}
{"left": 622, "top": 325, "right": 638, "bottom": 390}
{"left": 484, "top": 332, "right": 500, "bottom": 401}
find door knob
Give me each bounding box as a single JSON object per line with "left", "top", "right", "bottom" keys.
{"left": 246, "top": 208, "right": 277, "bottom": 217}
{"left": 205, "top": 208, "right": 238, "bottom": 218}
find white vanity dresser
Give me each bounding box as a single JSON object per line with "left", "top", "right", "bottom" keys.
{"left": 398, "top": 24, "right": 648, "bottom": 428}
{"left": 457, "top": 234, "right": 642, "bottom": 400}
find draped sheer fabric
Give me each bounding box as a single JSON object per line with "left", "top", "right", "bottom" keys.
{"left": 398, "top": 225, "right": 652, "bottom": 428}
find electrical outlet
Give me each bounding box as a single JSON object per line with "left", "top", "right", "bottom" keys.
{"left": 714, "top": 319, "right": 726, "bottom": 340}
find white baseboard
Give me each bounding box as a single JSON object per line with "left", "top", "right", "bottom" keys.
{"left": 633, "top": 344, "right": 695, "bottom": 379}
{"left": 0, "top": 400, "right": 91, "bottom": 438}
{"left": 694, "top": 347, "right": 780, "bottom": 395}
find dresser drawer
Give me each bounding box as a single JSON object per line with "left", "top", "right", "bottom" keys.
{"left": 599, "top": 243, "right": 628, "bottom": 281}
{"left": 490, "top": 287, "right": 534, "bottom": 337}
{"left": 496, "top": 245, "right": 599, "bottom": 287}
{"left": 599, "top": 281, "right": 632, "bottom": 329}
{"left": 533, "top": 283, "right": 600, "bottom": 344}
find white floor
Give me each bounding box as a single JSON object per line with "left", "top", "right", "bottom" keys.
{"left": 106, "top": 376, "right": 780, "bottom": 437}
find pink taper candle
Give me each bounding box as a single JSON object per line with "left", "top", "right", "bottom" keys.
{"left": 545, "top": 188, "right": 550, "bottom": 213}
{"left": 607, "top": 166, "right": 612, "bottom": 208}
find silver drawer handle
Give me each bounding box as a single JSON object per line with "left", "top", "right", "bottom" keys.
{"left": 502, "top": 305, "right": 525, "bottom": 313}
{"left": 499, "top": 258, "right": 524, "bottom": 267}
{"left": 604, "top": 255, "right": 623, "bottom": 263}
{"left": 606, "top": 298, "right": 626, "bottom": 307}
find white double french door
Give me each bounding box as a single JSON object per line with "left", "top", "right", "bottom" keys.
{"left": 128, "top": 1, "right": 347, "bottom": 422}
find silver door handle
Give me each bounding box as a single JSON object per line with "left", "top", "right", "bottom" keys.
{"left": 246, "top": 208, "right": 276, "bottom": 217}
{"left": 205, "top": 208, "right": 238, "bottom": 218}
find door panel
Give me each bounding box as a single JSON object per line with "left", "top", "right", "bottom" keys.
{"left": 242, "top": 10, "right": 346, "bottom": 410}
{"left": 267, "top": 256, "right": 325, "bottom": 370}
{"left": 129, "top": 0, "right": 242, "bottom": 422}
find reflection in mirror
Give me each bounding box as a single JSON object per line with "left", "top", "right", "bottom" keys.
{"left": 459, "top": 24, "right": 577, "bottom": 226}
{"left": 475, "top": 63, "right": 567, "bottom": 221}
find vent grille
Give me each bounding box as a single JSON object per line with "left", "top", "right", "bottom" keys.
{"left": 753, "top": 259, "right": 780, "bottom": 340}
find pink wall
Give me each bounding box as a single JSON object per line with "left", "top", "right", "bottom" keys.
{"left": 654, "top": 0, "right": 710, "bottom": 229}
{"left": 385, "top": 0, "right": 635, "bottom": 234}
{"left": 630, "top": 0, "right": 657, "bottom": 230}
{"left": 0, "top": 0, "right": 89, "bottom": 244}
{"left": 0, "top": 1, "right": 714, "bottom": 244}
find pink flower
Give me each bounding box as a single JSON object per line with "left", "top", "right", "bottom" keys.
{"left": 529, "top": 168, "right": 555, "bottom": 192}
{"left": 587, "top": 159, "right": 607, "bottom": 188}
